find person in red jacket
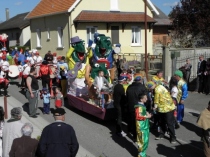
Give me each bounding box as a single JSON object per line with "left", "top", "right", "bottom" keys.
{"left": 39, "top": 61, "right": 52, "bottom": 93}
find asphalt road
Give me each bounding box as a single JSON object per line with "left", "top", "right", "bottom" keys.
{"left": 6, "top": 80, "right": 208, "bottom": 157}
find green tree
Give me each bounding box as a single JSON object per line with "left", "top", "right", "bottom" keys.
{"left": 169, "top": 0, "right": 210, "bottom": 48}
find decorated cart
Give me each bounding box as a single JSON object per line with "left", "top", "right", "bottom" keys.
{"left": 66, "top": 33, "right": 122, "bottom": 120}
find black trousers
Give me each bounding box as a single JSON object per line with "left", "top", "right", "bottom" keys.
{"left": 127, "top": 110, "right": 136, "bottom": 139}
{"left": 41, "top": 76, "right": 51, "bottom": 92}
{"left": 114, "top": 103, "right": 123, "bottom": 133}
{"left": 198, "top": 75, "right": 205, "bottom": 93}
{"left": 158, "top": 110, "right": 176, "bottom": 139}
{"left": 20, "top": 76, "right": 26, "bottom": 88}
{"left": 0, "top": 82, "right": 8, "bottom": 95}
{"left": 205, "top": 75, "right": 210, "bottom": 94}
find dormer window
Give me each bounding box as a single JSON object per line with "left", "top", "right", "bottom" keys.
{"left": 110, "top": 0, "right": 119, "bottom": 11}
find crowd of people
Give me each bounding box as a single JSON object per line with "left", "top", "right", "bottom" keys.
{"left": 112, "top": 65, "right": 189, "bottom": 156}
{"left": 0, "top": 106, "right": 79, "bottom": 157}
{"left": 1, "top": 46, "right": 210, "bottom": 156}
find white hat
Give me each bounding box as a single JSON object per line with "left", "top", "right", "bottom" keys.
{"left": 15, "top": 47, "right": 17, "bottom": 50}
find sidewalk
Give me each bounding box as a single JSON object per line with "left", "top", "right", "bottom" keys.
{"left": 0, "top": 96, "right": 95, "bottom": 157}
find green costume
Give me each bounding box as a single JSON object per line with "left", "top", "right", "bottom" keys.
{"left": 134, "top": 103, "right": 150, "bottom": 157}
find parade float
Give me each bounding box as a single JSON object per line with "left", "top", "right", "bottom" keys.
{"left": 66, "top": 33, "right": 121, "bottom": 120}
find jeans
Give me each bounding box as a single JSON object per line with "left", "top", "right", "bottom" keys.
{"left": 43, "top": 103, "right": 50, "bottom": 114}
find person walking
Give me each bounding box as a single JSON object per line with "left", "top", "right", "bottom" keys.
{"left": 146, "top": 81, "right": 176, "bottom": 143}
{"left": 197, "top": 101, "right": 210, "bottom": 157}
{"left": 135, "top": 94, "right": 151, "bottom": 157}
{"left": 113, "top": 76, "right": 127, "bottom": 137}
{"left": 174, "top": 70, "right": 188, "bottom": 125}
{"left": 37, "top": 108, "right": 79, "bottom": 157}
{"left": 26, "top": 67, "right": 39, "bottom": 118}
{"left": 3, "top": 107, "right": 23, "bottom": 157}
{"left": 9, "top": 123, "right": 38, "bottom": 157}
{"left": 126, "top": 74, "right": 147, "bottom": 141}
{"left": 183, "top": 59, "right": 192, "bottom": 84}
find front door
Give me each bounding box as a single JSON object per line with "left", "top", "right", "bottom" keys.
{"left": 111, "top": 26, "right": 119, "bottom": 45}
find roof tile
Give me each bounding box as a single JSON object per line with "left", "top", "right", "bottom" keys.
{"left": 74, "top": 11, "right": 156, "bottom": 23}
{"left": 26, "top": 0, "right": 76, "bottom": 19}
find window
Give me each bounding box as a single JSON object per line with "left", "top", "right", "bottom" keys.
{"left": 86, "top": 26, "right": 97, "bottom": 44}
{"left": 57, "top": 27, "right": 63, "bottom": 48}
{"left": 131, "top": 26, "right": 141, "bottom": 46}
{"left": 47, "top": 28, "right": 50, "bottom": 40}
{"left": 110, "top": 0, "right": 119, "bottom": 11}
{"left": 16, "top": 32, "right": 20, "bottom": 45}
{"left": 36, "top": 29, "right": 41, "bottom": 47}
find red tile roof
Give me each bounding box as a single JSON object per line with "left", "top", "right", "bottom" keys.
{"left": 74, "top": 11, "right": 156, "bottom": 23}
{"left": 26, "top": 0, "right": 76, "bottom": 19}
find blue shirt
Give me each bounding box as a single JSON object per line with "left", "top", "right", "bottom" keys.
{"left": 43, "top": 93, "right": 51, "bottom": 104}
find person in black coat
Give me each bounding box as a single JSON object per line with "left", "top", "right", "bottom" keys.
{"left": 197, "top": 55, "right": 206, "bottom": 93}
{"left": 126, "top": 75, "right": 147, "bottom": 141}
{"left": 37, "top": 108, "right": 79, "bottom": 157}
{"left": 113, "top": 76, "right": 127, "bottom": 137}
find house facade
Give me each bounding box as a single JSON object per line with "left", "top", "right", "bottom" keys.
{"left": 26, "top": 0, "right": 159, "bottom": 57}
{"left": 152, "top": 6, "right": 171, "bottom": 55}
{"left": 0, "top": 12, "right": 30, "bottom": 47}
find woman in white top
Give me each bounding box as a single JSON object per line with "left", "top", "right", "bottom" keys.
{"left": 170, "top": 77, "right": 180, "bottom": 129}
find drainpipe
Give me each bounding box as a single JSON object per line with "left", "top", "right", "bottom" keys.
{"left": 144, "top": 0, "right": 148, "bottom": 80}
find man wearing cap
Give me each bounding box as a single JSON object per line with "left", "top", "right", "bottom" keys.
{"left": 3, "top": 107, "right": 23, "bottom": 157}
{"left": 126, "top": 74, "right": 147, "bottom": 141}
{"left": 146, "top": 81, "right": 176, "bottom": 143}
{"left": 26, "top": 67, "right": 39, "bottom": 118}
{"left": 38, "top": 108, "right": 79, "bottom": 157}
{"left": 174, "top": 70, "right": 188, "bottom": 125}
{"left": 113, "top": 76, "right": 127, "bottom": 137}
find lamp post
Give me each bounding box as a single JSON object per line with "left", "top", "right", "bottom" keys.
{"left": 144, "top": 0, "right": 148, "bottom": 80}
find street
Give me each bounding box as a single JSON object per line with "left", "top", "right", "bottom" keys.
{"left": 6, "top": 80, "right": 207, "bottom": 157}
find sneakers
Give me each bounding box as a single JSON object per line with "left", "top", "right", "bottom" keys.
{"left": 116, "top": 131, "right": 127, "bottom": 137}
{"left": 175, "top": 123, "right": 180, "bottom": 129}
{"left": 155, "top": 135, "right": 164, "bottom": 140}
{"left": 171, "top": 138, "right": 177, "bottom": 144}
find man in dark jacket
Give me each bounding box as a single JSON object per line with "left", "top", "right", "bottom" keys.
{"left": 9, "top": 123, "right": 38, "bottom": 157}
{"left": 44, "top": 50, "right": 53, "bottom": 63}
{"left": 197, "top": 55, "right": 206, "bottom": 93}
{"left": 113, "top": 76, "right": 127, "bottom": 137}
{"left": 38, "top": 108, "right": 79, "bottom": 157}
{"left": 126, "top": 75, "right": 147, "bottom": 141}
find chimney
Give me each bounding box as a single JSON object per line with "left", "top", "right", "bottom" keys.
{"left": 5, "top": 8, "right": 9, "bottom": 21}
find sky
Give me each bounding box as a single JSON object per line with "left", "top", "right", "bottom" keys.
{"left": 0, "top": 0, "right": 179, "bottom": 22}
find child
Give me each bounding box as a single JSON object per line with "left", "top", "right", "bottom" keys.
{"left": 170, "top": 77, "right": 179, "bottom": 129}
{"left": 0, "top": 106, "right": 4, "bottom": 157}
{"left": 135, "top": 94, "right": 151, "bottom": 157}
{"left": 41, "top": 88, "right": 51, "bottom": 114}
{"left": 55, "top": 87, "right": 63, "bottom": 108}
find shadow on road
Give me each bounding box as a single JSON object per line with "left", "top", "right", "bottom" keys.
{"left": 64, "top": 99, "right": 138, "bottom": 156}
{"left": 181, "top": 121, "right": 202, "bottom": 137}
{"left": 156, "top": 140, "right": 204, "bottom": 157}
{"left": 189, "top": 112, "right": 200, "bottom": 118}
{"left": 22, "top": 103, "right": 29, "bottom": 115}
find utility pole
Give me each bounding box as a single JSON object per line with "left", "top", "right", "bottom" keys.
{"left": 144, "top": 0, "right": 148, "bottom": 80}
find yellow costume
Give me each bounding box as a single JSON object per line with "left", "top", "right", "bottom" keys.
{"left": 152, "top": 76, "right": 165, "bottom": 85}
{"left": 154, "top": 85, "right": 175, "bottom": 113}
{"left": 66, "top": 47, "right": 93, "bottom": 79}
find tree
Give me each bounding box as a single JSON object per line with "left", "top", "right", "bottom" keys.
{"left": 169, "top": 0, "right": 210, "bottom": 48}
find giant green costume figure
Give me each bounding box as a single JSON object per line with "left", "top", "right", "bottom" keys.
{"left": 134, "top": 103, "right": 150, "bottom": 157}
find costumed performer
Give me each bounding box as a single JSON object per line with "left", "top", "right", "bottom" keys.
{"left": 66, "top": 36, "right": 93, "bottom": 96}
{"left": 21, "top": 60, "right": 31, "bottom": 89}
{"left": 135, "top": 94, "right": 151, "bottom": 157}
{"left": 174, "top": 70, "right": 188, "bottom": 126}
